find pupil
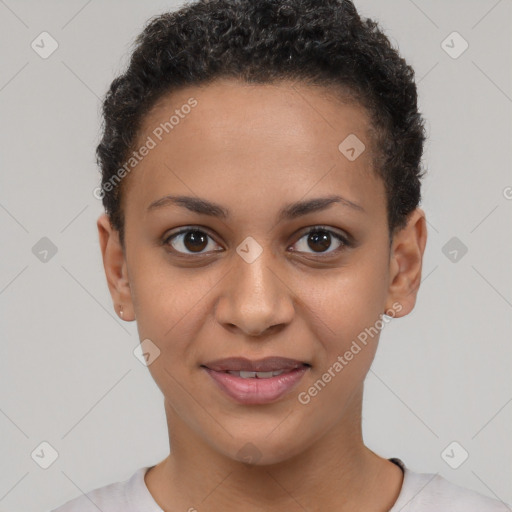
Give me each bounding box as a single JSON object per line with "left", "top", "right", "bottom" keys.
{"left": 308, "top": 230, "right": 331, "bottom": 252}
{"left": 185, "top": 231, "right": 208, "bottom": 252}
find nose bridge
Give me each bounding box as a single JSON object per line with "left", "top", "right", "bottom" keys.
{"left": 216, "top": 238, "right": 294, "bottom": 336}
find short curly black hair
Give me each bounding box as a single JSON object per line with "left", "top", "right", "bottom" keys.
{"left": 96, "top": 0, "right": 427, "bottom": 251}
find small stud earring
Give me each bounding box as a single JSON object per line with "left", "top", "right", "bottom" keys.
{"left": 119, "top": 305, "right": 124, "bottom": 318}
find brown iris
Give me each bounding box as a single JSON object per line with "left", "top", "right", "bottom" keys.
{"left": 183, "top": 230, "right": 209, "bottom": 252}
{"left": 307, "top": 230, "right": 332, "bottom": 252}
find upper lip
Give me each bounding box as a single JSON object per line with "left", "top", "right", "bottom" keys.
{"left": 202, "top": 356, "right": 310, "bottom": 372}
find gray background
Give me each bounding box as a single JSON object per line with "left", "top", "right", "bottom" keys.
{"left": 1, "top": 0, "right": 511, "bottom": 510}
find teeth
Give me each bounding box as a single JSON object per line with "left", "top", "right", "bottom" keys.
{"left": 239, "top": 371, "right": 257, "bottom": 378}
{"left": 227, "top": 369, "right": 290, "bottom": 378}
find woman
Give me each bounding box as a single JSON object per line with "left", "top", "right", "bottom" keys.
{"left": 51, "top": 0, "right": 508, "bottom": 510}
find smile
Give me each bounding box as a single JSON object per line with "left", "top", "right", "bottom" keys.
{"left": 201, "top": 356, "right": 311, "bottom": 405}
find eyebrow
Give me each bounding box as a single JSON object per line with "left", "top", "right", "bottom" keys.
{"left": 146, "top": 194, "right": 365, "bottom": 221}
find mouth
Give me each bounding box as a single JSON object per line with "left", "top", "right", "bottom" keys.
{"left": 201, "top": 357, "right": 311, "bottom": 405}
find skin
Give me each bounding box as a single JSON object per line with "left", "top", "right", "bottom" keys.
{"left": 97, "top": 78, "right": 427, "bottom": 511}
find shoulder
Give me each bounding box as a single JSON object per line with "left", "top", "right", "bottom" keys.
{"left": 390, "top": 460, "right": 510, "bottom": 512}
{"left": 48, "top": 467, "right": 154, "bottom": 512}
{"left": 414, "top": 474, "right": 510, "bottom": 511}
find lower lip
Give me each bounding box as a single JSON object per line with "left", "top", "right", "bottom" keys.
{"left": 203, "top": 366, "right": 309, "bottom": 405}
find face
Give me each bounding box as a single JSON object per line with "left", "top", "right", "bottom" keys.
{"left": 98, "top": 78, "right": 426, "bottom": 465}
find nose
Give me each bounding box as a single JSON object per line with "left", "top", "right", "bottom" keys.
{"left": 214, "top": 247, "right": 295, "bottom": 337}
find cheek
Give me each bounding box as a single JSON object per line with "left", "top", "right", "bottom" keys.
{"left": 294, "top": 269, "right": 386, "bottom": 420}
{"left": 128, "top": 251, "right": 206, "bottom": 351}
{"left": 301, "top": 260, "right": 388, "bottom": 350}
{"left": 130, "top": 266, "right": 209, "bottom": 403}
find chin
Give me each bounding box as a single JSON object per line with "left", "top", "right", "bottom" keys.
{"left": 209, "top": 424, "right": 314, "bottom": 467}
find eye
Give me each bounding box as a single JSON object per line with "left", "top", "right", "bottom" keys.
{"left": 290, "top": 226, "right": 350, "bottom": 256}
{"left": 163, "top": 225, "right": 351, "bottom": 257}
{"left": 163, "top": 227, "right": 222, "bottom": 255}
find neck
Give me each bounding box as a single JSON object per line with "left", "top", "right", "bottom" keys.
{"left": 145, "top": 391, "right": 403, "bottom": 511}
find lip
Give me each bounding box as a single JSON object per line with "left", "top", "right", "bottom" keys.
{"left": 201, "top": 357, "right": 311, "bottom": 405}
{"left": 202, "top": 356, "right": 309, "bottom": 372}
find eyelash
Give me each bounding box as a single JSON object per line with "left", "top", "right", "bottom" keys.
{"left": 162, "top": 226, "right": 351, "bottom": 257}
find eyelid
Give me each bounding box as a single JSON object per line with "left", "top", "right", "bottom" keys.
{"left": 295, "top": 225, "right": 350, "bottom": 242}
{"left": 164, "top": 225, "right": 217, "bottom": 240}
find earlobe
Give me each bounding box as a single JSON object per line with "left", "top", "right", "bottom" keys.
{"left": 97, "top": 213, "right": 135, "bottom": 321}
{"left": 384, "top": 208, "right": 428, "bottom": 318}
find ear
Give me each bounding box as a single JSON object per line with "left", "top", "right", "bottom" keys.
{"left": 384, "top": 208, "right": 428, "bottom": 318}
{"left": 97, "top": 213, "right": 135, "bottom": 321}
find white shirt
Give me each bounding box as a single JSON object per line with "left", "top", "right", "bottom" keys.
{"left": 49, "top": 458, "right": 510, "bottom": 511}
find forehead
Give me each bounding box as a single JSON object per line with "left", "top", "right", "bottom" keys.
{"left": 124, "top": 78, "right": 383, "bottom": 217}
{"left": 139, "top": 78, "right": 373, "bottom": 153}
